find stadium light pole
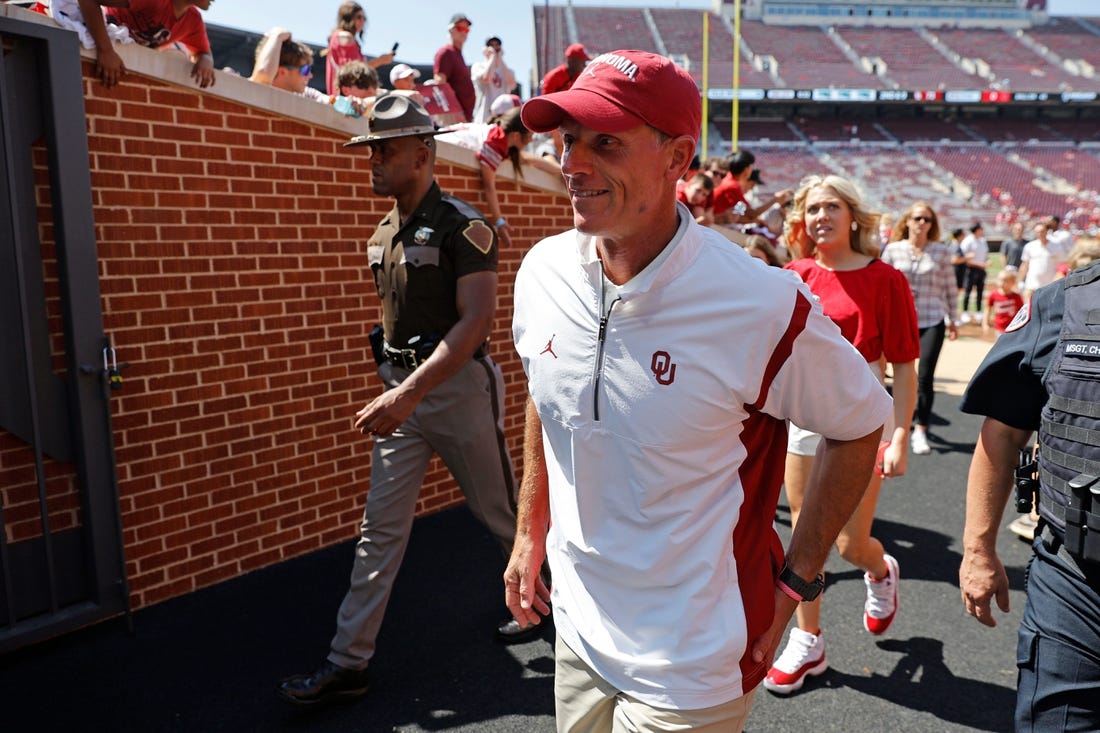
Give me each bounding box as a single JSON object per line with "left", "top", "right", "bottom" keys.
{"left": 542, "top": 0, "right": 550, "bottom": 93}
{"left": 732, "top": 0, "right": 740, "bottom": 151}
{"left": 702, "top": 11, "right": 709, "bottom": 158}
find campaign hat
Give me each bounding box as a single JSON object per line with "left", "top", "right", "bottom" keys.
{"left": 345, "top": 95, "right": 439, "bottom": 146}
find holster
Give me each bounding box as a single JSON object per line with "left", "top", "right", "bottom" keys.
{"left": 369, "top": 325, "right": 385, "bottom": 367}
{"left": 1015, "top": 448, "right": 1038, "bottom": 513}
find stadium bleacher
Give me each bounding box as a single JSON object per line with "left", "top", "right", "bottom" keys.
{"left": 959, "top": 118, "right": 1068, "bottom": 143}
{"left": 796, "top": 117, "right": 890, "bottom": 143}
{"left": 650, "top": 9, "right": 776, "bottom": 89}
{"left": 649, "top": 8, "right": 706, "bottom": 63}
{"left": 533, "top": 4, "right": 570, "bottom": 79}
{"left": 738, "top": 20, "right": 884, "bottom": 89}
{"left": 930, "top": 27, "right": 1083, "bottom": 92}
{"left": 823, "top": 144, "right": 1001, "bottom": 227}
{"left": 835, "top": 26, "right": 982, "bottom": 91}
{"left": 878, "top": 118, "right": 976, "bottom": 143}
{"left": 532, "top": 4, "right": 1100, "bottom": 236}
{"left": 737, "top": 145, "right": 827, "bottom": 193}
{"left": 572, "top": 7, "right": 657, "bottom": 60}
{"left": 1023, "top": 17, "right": 1100, "bottom": 93}
{"left": 730, "top": 119, "right": 801, "bottom": 142}
{"left": 1011, "top": 147, "right": 1100, "bottom": 193}
{"left": 1043, "top": 119, "right": 1100, "bottom": 144}
{"left": 914, "top": 144, "right": 1071, "bottom": 219}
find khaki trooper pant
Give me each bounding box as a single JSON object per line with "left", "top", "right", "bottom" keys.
{"left": 328, "top": 355, "right": 518, "bottom": 669}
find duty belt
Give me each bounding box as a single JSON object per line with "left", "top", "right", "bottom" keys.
{"left": 382, "top": 342, "right": 487, "bottom": 370}
{"left": 1039, "top": 520, "right": 1100, "bottom": 582}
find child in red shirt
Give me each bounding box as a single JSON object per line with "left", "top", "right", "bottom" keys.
{"left": 675, "top": 173, "right": 715, "bottom": 226}
{"left": 983, "top": 268, "right": 1025, "bottom": 334}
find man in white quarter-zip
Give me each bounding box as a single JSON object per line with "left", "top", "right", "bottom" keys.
{"left": 503, "top": 49, "right": 894, "bottom": 733}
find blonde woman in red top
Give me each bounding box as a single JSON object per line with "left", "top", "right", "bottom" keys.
{"left": 765, "top": 174, "right": 919, "bottom": 695}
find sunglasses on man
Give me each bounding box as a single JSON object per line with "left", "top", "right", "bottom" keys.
{"left": 283, "top": 63, "right": 312, "bottom": 77}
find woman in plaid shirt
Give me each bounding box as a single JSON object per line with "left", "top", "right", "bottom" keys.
{"left": 881, "top": 202, "right": 959, "bottom": 456}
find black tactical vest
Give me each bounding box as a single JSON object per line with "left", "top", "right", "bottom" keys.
{"left": 1037, "top": 260, "right": 1100, "bottom": 564}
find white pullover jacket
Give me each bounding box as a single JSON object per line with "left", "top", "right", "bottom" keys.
{"left": 513, "top": 210, "right": 892, "bottom": 709}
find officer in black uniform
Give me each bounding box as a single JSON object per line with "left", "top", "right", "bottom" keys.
{"left": 278, "top": 95, "right": 529, "bottom": 708}
{"left": 959, "top": 255, "right": 1100, "bottom": 732}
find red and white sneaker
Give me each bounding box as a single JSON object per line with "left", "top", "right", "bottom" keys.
{"left": 763, "top": 628, "right": 827, "bottom": 695}
{"left": 863, "top": 553, "right": 900, "bottom": 635}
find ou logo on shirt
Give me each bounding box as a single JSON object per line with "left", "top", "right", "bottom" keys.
{"left": 651, "top": 351, "right": 676, "bottom": 386}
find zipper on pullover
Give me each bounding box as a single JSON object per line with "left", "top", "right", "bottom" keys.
{"left": 593, "top": 287, "right": 621, "bottom": 422}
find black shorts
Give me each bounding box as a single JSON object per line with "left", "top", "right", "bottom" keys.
{"left": 954, "top": 263, "right": 967, "bottom": 289}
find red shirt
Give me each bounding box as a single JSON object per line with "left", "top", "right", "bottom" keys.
{"left": 675, "top": 180, "right": 713, "bottom": 209}
{"left": 437, "top": 123, "right": 509, "bottom": 171}
{"left": 785, "top": 258, "right": 920, "bottom": 364}
{"left": 541, "top": 64, "right": 579, "bottom": 95}
{"left": 712, "top": 173, "right": 747, "bottom": 216}
{"left": 434, "top": 44, "right": 474, "bottom": 121}
{"left": 988, "top": 290, "right": 1025, "bottom": 332}
{"left": 107, "top": 0, "right": 210, "bottom": 54}
{"left": 326, "top": 29, "right": 366, "bottom": 97}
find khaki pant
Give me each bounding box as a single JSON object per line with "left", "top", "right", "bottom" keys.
{"left": 554, "top": 636, "right": 756, "bottom": 733}
{"left": 327, "top": 356, "right": 518, "bottom": 669}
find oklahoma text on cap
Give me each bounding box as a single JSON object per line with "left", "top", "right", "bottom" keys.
{"left": 522, "top": 50, "right": 701, "bottom": 143}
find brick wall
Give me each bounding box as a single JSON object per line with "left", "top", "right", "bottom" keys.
{"left": 7, "top": 19, "right": 573, "bottom": 611}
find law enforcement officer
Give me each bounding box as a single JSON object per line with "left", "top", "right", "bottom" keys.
{"left": 959, "top": 249, "right": 1100, "bottom": 731}
{"left": 278, "top": 95, "right": 529, "bottom": 708}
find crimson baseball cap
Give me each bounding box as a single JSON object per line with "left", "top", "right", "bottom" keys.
{"left": 565, "top": 43, "right": 590, "bottom": 61}
{"left": 522, "top": 50, "right": 701, "bottom": 143}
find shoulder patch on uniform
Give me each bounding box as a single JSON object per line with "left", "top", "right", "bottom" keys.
{"left": 1005, "top": 297, "right": 1031, "bottom": 333}
{"left": 462, "top": 220, "right": 495, "bottom": 254}
{"left": 441, "top": 194, "right": 485, "bottom": 220}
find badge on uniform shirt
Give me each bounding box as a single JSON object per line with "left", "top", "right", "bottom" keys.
{"left": 462, "top": 220, "right": 495, "bottom": 255}
{"left": 413, "top": 227, "right": 434, "bottom": 245}
{"left": 1005, "top": 297, "right": 1031, "bottom": 333}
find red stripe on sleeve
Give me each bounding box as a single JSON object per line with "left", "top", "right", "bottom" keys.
{"left": 736, "top": 290, "right": 812, "bottom": 691}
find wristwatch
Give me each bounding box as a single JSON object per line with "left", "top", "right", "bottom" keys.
{"left": 777, "top": 562, "right": 825, "bottom": 602}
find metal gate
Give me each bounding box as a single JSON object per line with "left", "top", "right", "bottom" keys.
{"left": 0, "top": 13, "right": 129, "bottom": 652}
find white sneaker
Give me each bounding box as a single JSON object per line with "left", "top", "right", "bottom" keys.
{"left": 1008, "top": 514, "right": 1038, "bottom": 541}
{"left": 910, "top": 429, "right": 931, "bottom": 455}
{"left": 864, "top": 554, "right": 900, "bottom": 635}
{"left": 959, "top": 313, "right": 971, "bottom": 324}
{"left": 763, "top": 628, "right": 827, "bottom": 694}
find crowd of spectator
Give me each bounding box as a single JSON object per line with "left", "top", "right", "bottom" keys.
{"left": 32, "top": 1, "right": 1100, "bottom": 250}
{"left": 61, "top": 2, "right": 529, "bottom": 129}
{"left": 19, "top": 4, "right": 1100, "bottom": 720}
{"left": 36, "top": 0, "right": 1090, "bottom": 306}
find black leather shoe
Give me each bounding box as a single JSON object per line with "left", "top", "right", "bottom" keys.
{"left": 495, "top": 618, "right": 542, "bottom": 644}
{"left": 277, "top": 659, "right": 370, "bottom": 707}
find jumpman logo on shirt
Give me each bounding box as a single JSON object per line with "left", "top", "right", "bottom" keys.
{"left": 540, "top": 335, "right": 558, "bottom": 359}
